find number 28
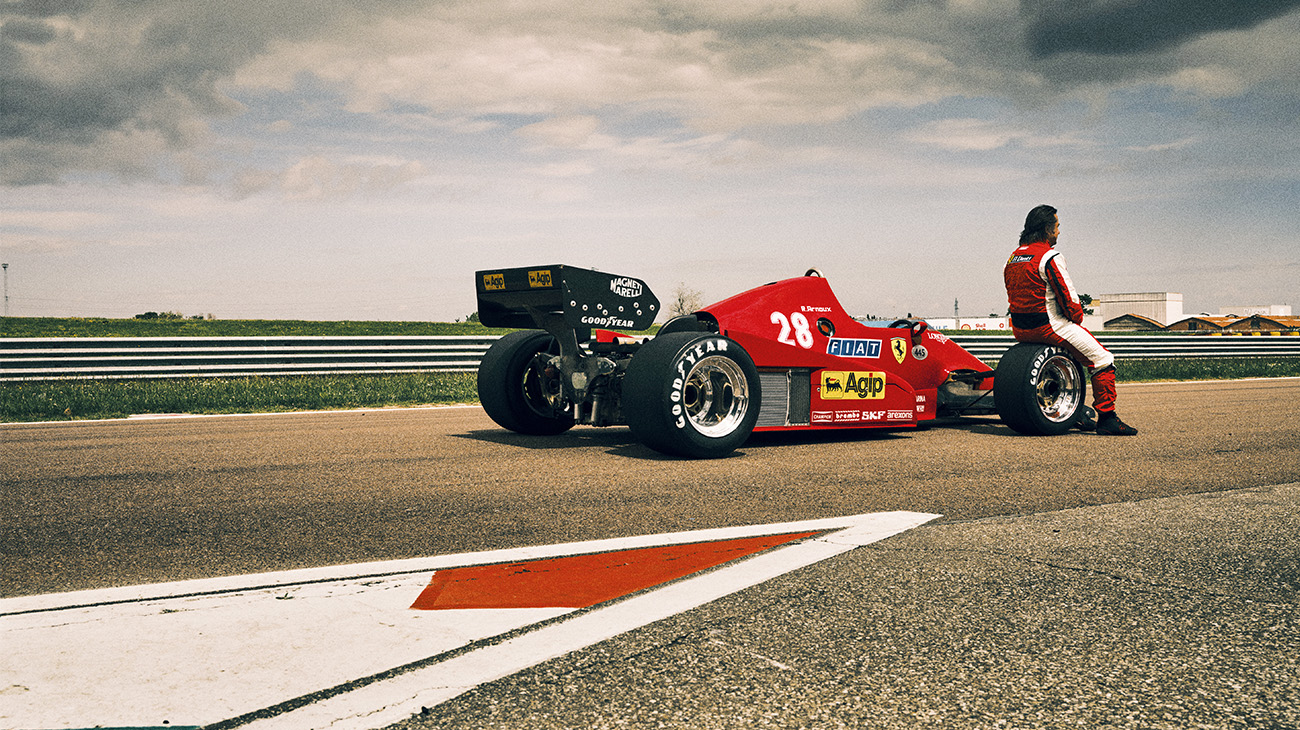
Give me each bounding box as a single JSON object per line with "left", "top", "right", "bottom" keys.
{"left": 771, "top": 311, "right": 814, "bottom": 349}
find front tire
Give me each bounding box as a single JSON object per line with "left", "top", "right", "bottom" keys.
{"left": 623, "top": 332, "right": 761, "bottom": 458}
{"left": 477, "top": 330, "right": 575, "bottom": 435}
{"left": 994, "top": 343, "right": 1086, "bottom": 436}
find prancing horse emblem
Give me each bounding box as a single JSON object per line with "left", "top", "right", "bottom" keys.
{"left": 891, "top": 337, "right": 907, "bottom": 364}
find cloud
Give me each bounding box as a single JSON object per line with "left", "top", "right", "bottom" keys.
{"left": 3, "top": 0, "right": 1299, "bottom": 187}
{"left": 233, "top": 155, "right": 426, "bottom": 200}
{"left": 1024, "top": 0, "right": 1300, "bottom": 57}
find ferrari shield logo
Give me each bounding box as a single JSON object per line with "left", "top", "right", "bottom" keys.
{"left": 891, "top": 337, "right": 907, "bottom": 364}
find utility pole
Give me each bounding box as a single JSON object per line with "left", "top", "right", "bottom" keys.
{"left": 2, "top": 263, "right": 8, "bottom": 317}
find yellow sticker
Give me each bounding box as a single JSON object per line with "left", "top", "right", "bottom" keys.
{"left": 820, "top": 371, "right": 887, "bottom": 400}
{"left": 528, "top": 269, "right": 553, "bottom": 288}
{"left": 482, "top": 273, "right": 505, "bottom": 291}
{"left": 891, "top": 337, "right": 908, "bottom": 364}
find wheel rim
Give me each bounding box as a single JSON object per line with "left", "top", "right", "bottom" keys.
{"left": 1036, "top": 354, "right": 1083, "bottom": 423}
{"left": 681, "top": 355, "right": 750, "bottom": 437}
{"left": 522, "top": 352, "right": 569, "bottom": 419}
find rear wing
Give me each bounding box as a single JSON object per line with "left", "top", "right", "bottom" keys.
{"left": 475, "top": 265, "right": 660, "bottom": 331}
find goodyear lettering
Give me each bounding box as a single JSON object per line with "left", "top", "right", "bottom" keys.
{"left": 482, "top": 273, "right": 505, "bottom": 291}
{"left": 528, "top": 269, "right": 553, "bottom": 288}
{"left": 820, "top": 370, "right": 887, "bottom": 400}
{"left": 580, "top": 315, "right": 635, "bottom": 328}
{"left": 826, "top": 338, "right": 882, "bottom": 358}
{"left": 673, "top": 339, "right": 728, "bottom": 429}
{"left": 609, "top": 277, "right": 643, "bottom": 298}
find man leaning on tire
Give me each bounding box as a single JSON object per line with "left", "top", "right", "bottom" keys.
{"left": 1003, "top": 205, "right": 1138, "bottom": 436}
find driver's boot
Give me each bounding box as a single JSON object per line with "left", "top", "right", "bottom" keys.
{"left": 1096, "top": 410, "right": 1138, "bottom": 435}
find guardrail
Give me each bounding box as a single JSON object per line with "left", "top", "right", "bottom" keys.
{"left": 1, "top": 333, "right": 1298, "bottom": 381}
{"left": 0, "top": 336, "right": 496, "bottom": 381}
{"left": 948, "top": 333, "right": 1300, "bottom": 361}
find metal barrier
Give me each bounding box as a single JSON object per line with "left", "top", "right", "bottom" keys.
{"left": 2, "top": 332, "right": 1298, "bottom": 381}
{"left": 0, "top": 336, "right": 497, "bottom": 380}
{"left": 948, "top": 333, "right": 1300, "bottom": 361}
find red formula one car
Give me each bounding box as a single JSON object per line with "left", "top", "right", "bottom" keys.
{"left": 474, "top": 265, "right": 1091, "bottom": 458}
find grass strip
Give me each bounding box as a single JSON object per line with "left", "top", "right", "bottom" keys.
{"left": 2, "top": 359, "right": 1297, "bottom": 423}
{"left": 1, "top": 373, "right": 478, "bottom": 422}
{"left": 1, "top": 317, "right": 511, "bottom": 338}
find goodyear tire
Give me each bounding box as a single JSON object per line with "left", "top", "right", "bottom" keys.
{"left": 477, "top": 330, "right": 575, "bottom": 435}
{"left": 994, "top": 342, "right": 1086, "bottom": 436}
{"left": 623, "top": 332, "right": 761, "bottom": 458}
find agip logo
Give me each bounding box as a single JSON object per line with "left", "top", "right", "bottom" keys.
{"left": 819, "top": 371, "right": 887, "bottom": 400}
{"left": 528, "top": 269, "right": 554, "bottom": 288}
{"left": 482, "top": 273, "right": 505, "bottom": 291}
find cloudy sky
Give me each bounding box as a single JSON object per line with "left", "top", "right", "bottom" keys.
{"left": 2, "top": 0, "right": 1298, "bottom": 322}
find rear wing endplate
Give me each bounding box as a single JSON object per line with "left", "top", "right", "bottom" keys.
{"left": 475, "top": 265, "right": 660, "bottom": 332}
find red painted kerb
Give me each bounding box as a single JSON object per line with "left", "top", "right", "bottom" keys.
{"left": 411, "top": 531, "right": 820, "bottom": 610}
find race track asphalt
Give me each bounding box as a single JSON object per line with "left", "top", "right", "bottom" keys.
{"left": 2, "top": 378, "right": 1299, "bottom": 728}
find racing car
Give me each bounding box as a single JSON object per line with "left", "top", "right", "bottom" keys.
{"left": 474, "top": 265, "right": 1091, "bottom": 458}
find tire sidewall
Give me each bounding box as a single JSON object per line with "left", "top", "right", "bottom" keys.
{"left": 994, "top": 342, "right": 1082, "bottom": 436}
{"left": 624, "top": 332, "right": 761, "bottom": 458}
{"left": 477, "top": 330, "right": 574, "bottom": 435}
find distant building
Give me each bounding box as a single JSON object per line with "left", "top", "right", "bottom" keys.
{"left": 1219, "top": 304, "right": 1293, "bottom": 317}
{"left": 917, "top": 317, "right": 1008, "bottom": 331}
{"left": 1165, "top": 316, "right": 1236, "bottom": 332}
{"left": 1103, "top": 314, "right": 1164, "bottom": 332}
{"left": 1094, "top": 292, "right": 1183, "bottom": 327}
{"left": 1224, "top": 315, "right": 1300, "bottom": 332}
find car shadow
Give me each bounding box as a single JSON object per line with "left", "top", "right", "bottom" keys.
{"left": 458, "top": 415, "right": 1053, "bottom": 461}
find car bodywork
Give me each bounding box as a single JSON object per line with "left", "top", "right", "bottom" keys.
{"left": 689, "top": 270, "right": 996, "bottom": 432}
{"left": 474, "top": 265, "right": 1012, "bottom": 457}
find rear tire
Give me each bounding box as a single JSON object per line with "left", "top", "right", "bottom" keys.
{"left": 623, "top": 332, "right": 760, "bottom": 458}
{"left": 477, "top": 330, "right": 575, "bottom": 435}
{"left": 994, "top": 343, "right": 1085, "bottom": 436}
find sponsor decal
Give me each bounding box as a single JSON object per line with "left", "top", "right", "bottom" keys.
{"left": 1008, "top": 254, "right": 1034, "bottom": 263}
{"left": 673, "top": 339, "right": 729, "bottom": 428}
{"left": 911, "top": 345, "right": 929, "bottom": 360}
{"left": 609, "top": 277, "right": 643, "bottom": 298}
{"left": 927, "top": 331, "right": 951, "bottom": 345}
{"left": 528, "top": 269, "right": 554, "bottom": 288}
{"left": 891, "top": 338, "right": 908, "bottom": 364}
{"left": 580, "top": 315, "right": 635, "bottom": 328}
{"left": 888, "top": 410, "right": 914, "bottom": 420}
{"left": 820, "top": 370, "right": 887, "bottom": 400}
{"left": 813, "top": 409, "right": 889, "bottom": 423}
{"left": 826, "top": 338, "right": 882, "bottom": 358}
{"left": 482, "top": 273, "right": 505, "bottom": 291}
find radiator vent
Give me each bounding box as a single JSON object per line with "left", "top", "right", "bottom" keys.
{"left": 755, "top": 369, "right": 812, "bottom": 427}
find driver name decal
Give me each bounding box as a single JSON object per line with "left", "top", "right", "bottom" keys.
{"left": 826, "top": 338, "right": 881, "bottom": 358}
{"left": 819, "top": 371, "right": 887, "bottom": 400}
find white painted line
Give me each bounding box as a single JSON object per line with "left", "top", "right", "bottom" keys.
{"left": 0, "top": 512, "right": 920, "bottom": 617}
{"left": 0, "top": 511, "right": 938, "bottom": 730}
{"left": 242, "top": 510, "right": 939, "bottom": 730}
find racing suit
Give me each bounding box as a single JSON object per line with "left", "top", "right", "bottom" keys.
{"left": 1003, "top": 239, "right": 1117, "bottom": 413}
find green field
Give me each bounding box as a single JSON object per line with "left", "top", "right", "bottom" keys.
{"left": 2, "top": 358, "right": 1297, "bottom": 423}
{"left": 2, "top": 317, "right": 1297, "bottom": 422}
{"left": 0, "top": 316, "right": 511, "bottom": 338}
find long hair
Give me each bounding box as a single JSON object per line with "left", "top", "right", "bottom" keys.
{"left": 1019, "top": 204, "right": 1057, "bottom": 244}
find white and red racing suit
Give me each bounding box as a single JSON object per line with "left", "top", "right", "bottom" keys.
{"left": 1003, "top": 239, "right": 1117, "bottom": 413}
